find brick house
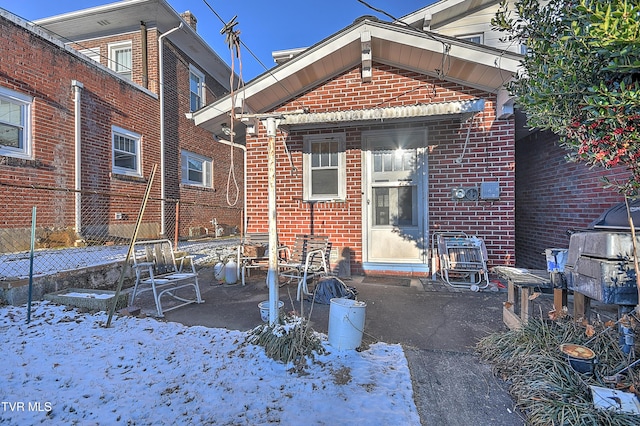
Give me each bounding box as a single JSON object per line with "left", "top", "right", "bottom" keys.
{"left": 0, "top": 0, "right": 244, "bottom": 252}
{"left": 192, "top": 15, "right": 522, "bottom": 276}
{"left": 0, "top": 8, "right": 161, "bottom": 249}
{"left": 402, "top": 0, "right": 630, "bottom": 269}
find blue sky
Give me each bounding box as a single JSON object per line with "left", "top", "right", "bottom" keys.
{"left": 4, "top": 0, "right": 436, "bottom": 80}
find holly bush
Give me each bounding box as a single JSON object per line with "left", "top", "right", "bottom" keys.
{"left": 493, "top": 0, "right": 640, "bottom": 195}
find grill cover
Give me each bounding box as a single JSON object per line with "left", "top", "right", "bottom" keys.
{"left": 590, "top": 199, "right": 640, "bottom": 230}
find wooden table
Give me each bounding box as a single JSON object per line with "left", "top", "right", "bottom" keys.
{"left": 493, "top": 267, "right": 561, "bottom": 330}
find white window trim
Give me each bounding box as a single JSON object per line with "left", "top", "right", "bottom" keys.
{"left": 111, "top": 125, "right": 141, "bottom": 177}
{"left": 459, "top": 33, "right": 484, "bottom": 44}
{"left": 189, "top": 64, "right": 206, "bottom": 112}
{"left": 79, "top": 48, "right": 101, "bottom": 64}
{"left": 303, "top": 133, "right": 346, "bottom": 202}
{"left": 108, "top": 41, "right": 132, "bottom": 79}
{"left": 181, "top": 150, "right": 213, "bottom": 188}
{"left": 0, "top": 86, "right": 33, "bottom": 159}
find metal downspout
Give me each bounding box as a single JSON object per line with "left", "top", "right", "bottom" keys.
{"left": 72, "top": 80, "right": 84, "bottom": 237}
{"left": 158, "top": 23, "right": 183, "bottom": 237}
{"left": 140, "top": 21, "right": 148, "bottom": 89}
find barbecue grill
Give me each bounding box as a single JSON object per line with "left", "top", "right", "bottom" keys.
{"left": 564, "top": 200, "right": 640, "bottom": 308}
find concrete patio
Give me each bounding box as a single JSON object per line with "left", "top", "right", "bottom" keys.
{"left": 129, "top": 268, "right": 527, "bottom": 425}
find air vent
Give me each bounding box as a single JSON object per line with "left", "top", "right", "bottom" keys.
{"left": 96, "top": 20, "right": 111, "bottom": 26}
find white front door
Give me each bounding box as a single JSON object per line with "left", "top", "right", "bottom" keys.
{"left": 363, "top": 129, "right": 427, "bottom": 265}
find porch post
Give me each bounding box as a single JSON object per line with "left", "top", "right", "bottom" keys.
{"left": 265, "top": 117, "right": 280, "bottom": 325}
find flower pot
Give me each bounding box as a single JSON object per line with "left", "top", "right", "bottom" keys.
{"left": 560, "top": 343, "right": 596, "bottom": 374}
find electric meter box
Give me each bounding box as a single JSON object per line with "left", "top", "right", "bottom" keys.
{"left": 480, "top": 181, "right": 500, "bottom": 200}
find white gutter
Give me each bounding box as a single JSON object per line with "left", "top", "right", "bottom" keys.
{"left": 72, "top": 80, "right": 84, "bottom": 237}
{"left": 158, "top": 23, "right": 183, "bottom": 236}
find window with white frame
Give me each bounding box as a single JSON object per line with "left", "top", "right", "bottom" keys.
{"left": 109, "top": 41, "right": 132, "bottom": 80}
{"left": 303, "top": 133, "right": 346, "bottom": 201}
{"left": 112, "top": 126, "right": 141, "bottom": 176}
{"left": 0, "top": 87, "right": 32, "bottom": 159}
{"left": 459, "top": 33, "right": 483, "bottom": 44}
{"left": 189, "top": 65, "right": 205, "bottom": 112}
{"left": 79, "top": 48, "right": 101, "bottom": 64}
{"left": 181, "top": 150, "right": 212, "bottom": 188}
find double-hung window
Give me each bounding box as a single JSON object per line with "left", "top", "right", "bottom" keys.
{"left": 189, "top": 65, "right": 205, "bottom": 112}
{"left": 109, "top": 41, "right": 132, "bottom": 80}
{"left": 112, "top": 126, "right": 141, "bottom": 176}
{"left": 0, "top": 87, "right": 32, "bottom": 159}
{"left": 303, "top": 133, "right": 346, "bottom": 201}
{"left": 181, "top": 150, "right": 212, "bottom": 188}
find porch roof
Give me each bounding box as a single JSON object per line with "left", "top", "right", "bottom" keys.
{"left": 279, "top": 99, "right": 485, "bottom": 128}
{"left": 191, "top": 16, "right": 521, "bottom": 136}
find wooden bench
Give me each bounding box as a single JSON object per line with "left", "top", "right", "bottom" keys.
{"left": 131, "top": 239, "right": 204, "bottom": 317}
{"left": 279, "top": 234, "right": 331, "bottom": 300}
{"left": 494, "top": 266, "right": 556, "bottom": 330}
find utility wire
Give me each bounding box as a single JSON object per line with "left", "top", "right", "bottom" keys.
{"left": 356, "top": 0, "right": 451, "bottom": 79}
{"left": 201, "top": 0, "right": 308, "bottom": 110}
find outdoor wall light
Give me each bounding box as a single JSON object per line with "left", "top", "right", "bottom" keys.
{"left": 221, "top": 123, "right": 235, "bottom": 137}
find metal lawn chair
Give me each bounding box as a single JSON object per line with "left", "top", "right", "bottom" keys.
{"left": 279, "top": 234, "right": 331, "bottom": 300}
{"left": 432, "top": 232, "right": 489, "bottom": 290}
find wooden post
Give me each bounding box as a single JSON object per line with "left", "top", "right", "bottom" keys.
{"left": 106, "top": 164, "right": 157, "bottom": 328}
{"left": 573, "top": 292, "right": 591, "bottom": 322}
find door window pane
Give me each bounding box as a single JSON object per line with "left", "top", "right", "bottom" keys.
{"left": 373, "top": 187, "right": 390, "bottom": 225}
{"left": 397, "top": 186, "right": 414, "bottom": 226}
{"left": 373, "top": 186, "right": 417, "bottom": 226}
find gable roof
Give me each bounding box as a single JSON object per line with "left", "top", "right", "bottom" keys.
{"left": 191, "top": 16, "right": 521, "bottom": 135}
{"left": 34, "top": 0, "right": 232, "bottom": 91}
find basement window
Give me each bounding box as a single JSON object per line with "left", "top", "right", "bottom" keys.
{"left": 0, "top": 86, "right": 32, "bottom": 160}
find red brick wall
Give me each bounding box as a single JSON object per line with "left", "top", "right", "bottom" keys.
{"left": 65, "top": 24, "right": 245, "bottom": 238}
{"left": 245, "top": 64, "right": 516, "bottom": 275}
{"left": 515, "top": 130, "right": 627, "bottom": 268}
{"left": 0, "top": 15, "right": 160, "bottom": 232}
{"left": 162, "top": 41, "right": 244, "bottom": 237}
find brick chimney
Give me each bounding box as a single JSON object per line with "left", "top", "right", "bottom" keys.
{"left": 180, "top": 11, "right": 197, "bottom": 31}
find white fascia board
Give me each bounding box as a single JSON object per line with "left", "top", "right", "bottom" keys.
{"left": 35, "top": 0, "right": 155, "bottom": 25}
{"left": 368, "top": 24, "right": 521, "bottom": 74}
{"left": 194, "top": 28, "right": 362, "bottom": 126}
{"left": 193, "top": 19, "right": 521, "bottom": 126}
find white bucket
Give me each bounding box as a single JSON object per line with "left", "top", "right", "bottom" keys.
{"left": 258, "top": 300, "right": 284, "bottom": 322}
{"left": 328, "top": 298, "right": 366, "bottom": 350}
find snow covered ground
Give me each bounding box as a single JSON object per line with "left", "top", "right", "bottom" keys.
{"left": 0, "top": 238, "right": 239, "bottom": 280}
{"left": 0, "top": 301, "right": 420, "bottom": 425}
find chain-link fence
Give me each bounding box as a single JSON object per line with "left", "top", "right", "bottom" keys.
{"left": 0, "top": 181, "right": 241, "bottom": 282}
